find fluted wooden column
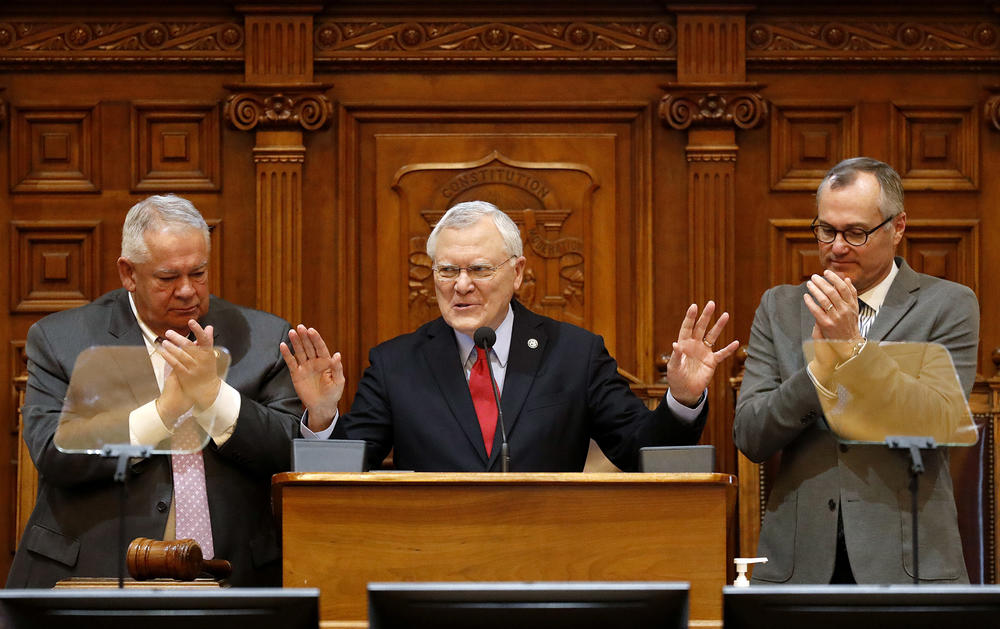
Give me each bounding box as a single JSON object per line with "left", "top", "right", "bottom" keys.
{"left": 224, "top": 5, "right": 331, "bottom": 323}
{"left": 661, "top": 5, "right": 767, "bottom": 475}
{"left": 253, "top": 131, "right": 305, "bottom": 323}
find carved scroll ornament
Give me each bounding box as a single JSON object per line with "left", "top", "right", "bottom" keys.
{"left": 659, "top": 85, "right": 768, "bottom": 131}
{"left": 224, "top": 88, "right": 333, "bottom": 132}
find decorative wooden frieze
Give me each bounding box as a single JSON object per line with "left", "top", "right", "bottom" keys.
{"left": 224, "top": 87, "right": 333, "bottom": 131}
{"left": 747, "top": 18, "right": 1000, "bottom": 64}
{"left": 131, "top": 101, "right": 221, "bottom": 191}
{"left": 313, "top": 19, "right": 676, "bottom": 63}
{"left": 889, "top": 102, "right": 979, "bottom": 191}
{"left": 659, "top": 84, "right": 768, "bottom": 131}
{"left": 769, "top": 102, "right": 859, "bottom": 191}
{"left": 0, "top": 20, "right": 243, "bottom": 65}
{"left": 10, "top": 220, "right": 101, "bottom": 313}
{"left": 10, "top": 104, "right": 101, "bottom": 193}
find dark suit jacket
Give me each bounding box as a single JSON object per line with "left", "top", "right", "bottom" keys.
{"left": 8, "top": 289, "right": 302, "bottom": 588}
{"left": 335, "top": 300, "right": 706, "bottom": 472}
{"left": 734, "top": 258, "right": 980, "bottom": 584}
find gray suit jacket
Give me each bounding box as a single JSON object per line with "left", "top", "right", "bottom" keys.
{"left": 734, "top": 258, "right": 979, "bottom": 584}
{"left": 7, "top": 289, "right": 302, "bottom": 588}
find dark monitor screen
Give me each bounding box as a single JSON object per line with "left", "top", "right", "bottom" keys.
{"left": 0, "top": 588, "right": 319, "bottom": 629}
{"left": 368, "top": 581, "right": 689, "bottom": 629}
{"left": 724, "top": 585, "right": 1000, "bottom": 629}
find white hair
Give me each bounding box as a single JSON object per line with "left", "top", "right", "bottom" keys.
{"left": 121, "top": 194, "right": 210, "bottom": 262}
{"left": 426, "top": 201, "right": 523, "bottom": 260}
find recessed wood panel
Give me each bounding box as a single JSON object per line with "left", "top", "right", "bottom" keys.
{"left": 768, "top": 219, "right": 825, "bottom": 287}
{"left": 10, "top": 105, "right": 100, "bottom": 193}
{"left": 131, "top": 101, "right": 221, "bottom": 191}
{"left": 10, "top": 221, "right": 101, "bottom": 313}
{"left": 899, "top": 219, "right": 979, "bottom": 294}
{"left": 890, "top": 102, "right": 979, "bottom": 191}
{"left": 770, "top": 102, "right": 858, "bottom": 191}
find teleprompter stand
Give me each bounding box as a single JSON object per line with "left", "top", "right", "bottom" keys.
{"left": 884, "top": 436, "right": 936, "bottom": 584}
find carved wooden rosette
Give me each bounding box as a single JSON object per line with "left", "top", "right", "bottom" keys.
{"left": 659, "top": 83, "right": 768, "bottom": 468}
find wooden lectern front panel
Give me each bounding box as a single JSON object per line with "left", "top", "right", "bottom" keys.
{"left": 275, "top": 472, "right": 736, "bottom": 627}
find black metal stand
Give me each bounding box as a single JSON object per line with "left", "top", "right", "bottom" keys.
{"left": 884, "top": 435, "right": 936, "bottom": 585}
{"left": 100, "top": 444, "right": 152, "bottom": 589}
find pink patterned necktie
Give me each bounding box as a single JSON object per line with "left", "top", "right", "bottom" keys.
{"left": 161, "top": 354, "right": 215, "bottom": 559}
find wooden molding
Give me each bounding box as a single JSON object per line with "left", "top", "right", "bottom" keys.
{"left": 313, "top": 18, "right": 676, "bottom": 65}
{"left": 747, "top": 16, "right": 1000, "bottom": 66}
{"left": 659, "top": 83, "right": 768, "bottom": 131}
{"left": 0, "top": 20, "right": 243, "bottom": 67}
{"left": 224, "top": 85, "right": 333, "bottom": 131}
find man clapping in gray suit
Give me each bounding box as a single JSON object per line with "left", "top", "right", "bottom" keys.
{"left": 735, "top": 157, "right": 979, "bottom": 584}
{"left": 8, "top": 195, "right": 303, "bottom": 587}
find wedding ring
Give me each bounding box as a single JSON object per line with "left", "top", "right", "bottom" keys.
{"left": 702, "top": 339, "right": 714, "bottom": 348}
{"left": 825, "top": 303, "right": 834, "bottom": 312}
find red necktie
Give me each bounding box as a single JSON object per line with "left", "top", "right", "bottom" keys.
{"left": 469, "top": 346, "right": 498, "bottom": 455}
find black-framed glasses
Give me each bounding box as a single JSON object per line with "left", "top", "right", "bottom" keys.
{"left": 432, "top": 255, "right": 516, "bottom": 281}
{"left": 811, "top": 214, "right": 898, "bottom": 246}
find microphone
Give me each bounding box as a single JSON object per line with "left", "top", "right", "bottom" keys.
{"left": 474, "top": 326, "right": 509, "bottom": 473}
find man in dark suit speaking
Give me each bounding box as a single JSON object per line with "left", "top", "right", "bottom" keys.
{"left": 8, "top": 194, "right": 303, "bottom": 587}
{"left": 285, "top": 201, "right": 739, "bottom": 472}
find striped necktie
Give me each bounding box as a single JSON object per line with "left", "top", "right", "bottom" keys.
{"left": 858, "top": 299, "right": 876, "bottom": 338}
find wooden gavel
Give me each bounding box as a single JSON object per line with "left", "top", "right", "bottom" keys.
{"left": 127, "top": 537, "right": 232, "bottom": 581}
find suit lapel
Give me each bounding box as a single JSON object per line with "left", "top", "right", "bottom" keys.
{"left": 106, "top": 289, "right": 160, "bottom": 407}
{"left": 799, "top": 284, "right": 815, "bottom": 352}
{"left": 420, "top": 319, "right": 489, "bottom": 463}
{"left": 500, "top": 302, "right": 545, "bottom": 443}
{"left": 868, "top": 259, "right": 919, "bottom": 342}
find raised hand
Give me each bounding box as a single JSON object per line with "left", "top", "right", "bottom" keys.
{"left": 667, "top": 301, "right": 740, "bottom": 407}
{"left": 280, "top": 324, "right": 345, "bottom": 432}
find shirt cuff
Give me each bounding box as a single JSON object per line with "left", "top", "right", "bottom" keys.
{"left": 129, "top": 399, "right": 175, "bottom": 446}
{"left": 300, "top": 409, "right": 338, "bottom": 440}
{"left": 665, "top": 389, "right": 706, "bottom": 423}
{"left": 806, "top": 363, "right": 837, "bottom": 399}
{"left": 194, "top": 381, "right": 241, "bottom": 446}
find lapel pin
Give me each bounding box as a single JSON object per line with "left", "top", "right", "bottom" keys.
{"left": 527, "top": 338, "right": 539, "bottom": 349}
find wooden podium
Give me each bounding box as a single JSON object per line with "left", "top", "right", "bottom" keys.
{"left": 273, "top": 472, "right": 736, "bottom": 629}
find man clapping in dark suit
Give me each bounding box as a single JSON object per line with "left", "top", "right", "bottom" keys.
{"left": 9, "top": 194, "right": 303, "bottom": 587}
{"left": 284, "top": 201, "right": 738, "bottom": 472}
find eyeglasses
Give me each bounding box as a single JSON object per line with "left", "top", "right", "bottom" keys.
{"left": 432, "top": 256, "right": 516, "bottom": 281}
{"left": 811, "top": 214, "right": 898, "bottom": 247}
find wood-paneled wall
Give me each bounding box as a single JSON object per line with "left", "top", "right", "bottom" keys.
{"left": 1, "top": 0, "right": 998, "bottom": 584}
